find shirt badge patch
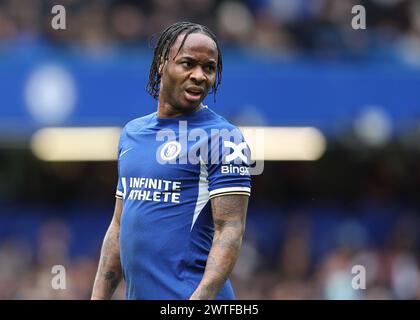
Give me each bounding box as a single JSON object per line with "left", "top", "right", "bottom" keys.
{"left": 160, "top": 141, "right": 182, "bottom": 161}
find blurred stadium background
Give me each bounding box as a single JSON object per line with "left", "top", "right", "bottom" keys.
{"left": 1, "top": 0, "right": 420, "bottom": 299}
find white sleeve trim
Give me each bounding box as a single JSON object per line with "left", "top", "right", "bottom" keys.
{"left": 191, "top": 159, "right": 209, "bottom": 231}
{"left": 209, "top": 186, "right": 251, "bottom": 198}
{"left": 116, "top": 190, "right": 123, "bottom": 198}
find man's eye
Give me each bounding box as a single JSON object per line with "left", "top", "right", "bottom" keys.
{"left": 205, "top": 65, "right": 216, "bottom": 72}
{"left": 182, "top": 61, "right": 192, "bottom": 68}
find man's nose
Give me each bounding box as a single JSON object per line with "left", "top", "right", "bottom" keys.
{"left": 190, "top": 66, "right": 206, "bottom": 83}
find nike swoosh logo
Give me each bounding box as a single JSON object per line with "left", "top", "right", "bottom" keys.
{"left": 119, "top": 147, "right": 133, "bottom": 158}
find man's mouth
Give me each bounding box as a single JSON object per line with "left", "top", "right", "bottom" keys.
{"left": 184, "top": 87, "right": 204, "bottom": 102}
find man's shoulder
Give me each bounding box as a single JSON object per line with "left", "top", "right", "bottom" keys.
{"left": 202, "top": 107, "right": 240, "bottom": 132}
{"left": 122, "top": 112, "right": 156, "bottom": 133}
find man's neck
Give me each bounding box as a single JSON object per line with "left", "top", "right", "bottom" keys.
{"left": 157, "top": 101, "right": 203, "bottom": 119}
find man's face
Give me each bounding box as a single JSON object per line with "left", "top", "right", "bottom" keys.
{"left": 159, "top": 32, "right": 218, "bottom": 112}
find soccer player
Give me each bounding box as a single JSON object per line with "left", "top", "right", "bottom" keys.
{"left": 91, "top": 21, "right": 251, "bottom": 300}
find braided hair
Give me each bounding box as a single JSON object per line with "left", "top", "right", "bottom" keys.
{"left": 147, "top": 21, "right": 223, "bottom": 100}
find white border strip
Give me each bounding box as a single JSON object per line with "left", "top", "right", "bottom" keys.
{"left": 191, "top": 159, "right": 209, "bottom": 231}
{"left": 209, "top": 186, "right": 251, "bottom": 198}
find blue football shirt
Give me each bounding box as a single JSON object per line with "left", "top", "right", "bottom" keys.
{"left": 115, "top": 106, "right": 251, "bottom": 300}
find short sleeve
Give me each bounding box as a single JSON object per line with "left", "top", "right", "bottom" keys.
{"left": 206, "top": 126, "right": 251, "bottom": 199}
{"left": 115, "top": 127, "right": 126, "bottom": 199}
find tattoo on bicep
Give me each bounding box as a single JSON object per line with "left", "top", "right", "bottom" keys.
{"left": 212, "top": 195, "right": 248, "bottom": 219}
{"left": 212, "top": 196, "right": 248, "bottom": 230}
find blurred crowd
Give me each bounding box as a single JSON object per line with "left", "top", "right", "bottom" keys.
{"left": 0, "top": 219, "right": 123, "bottom": 300}
{"left": 0, "top": 210, "right": 419, "bottom": 300}
{"left": 233, "top": 212, "right": 420, "bottom": 299}
{"left": 0, "top": 0, "right": 420, "bottom": 62}
{"left": 0, "top": 138, "right": 419, "bottom": 300}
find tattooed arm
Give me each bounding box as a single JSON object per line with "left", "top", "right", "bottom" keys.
{"left": 189, "top": 194, "right": 249, "bottom": 300}
{"left": 91, "top": 198, "right": 123, "bottom": 300}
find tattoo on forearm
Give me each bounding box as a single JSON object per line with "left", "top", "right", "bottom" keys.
{"left": 92, "top": 223, "right": 122, "bottom": 299}
{"left": 197, "top": 283, "right": 218, "bottom": 300}
{"left": 194, "top": 195, "right": 248, "bottom": 299}
{"left": 104, "top": 271, "right": 120, "bottom": 294}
